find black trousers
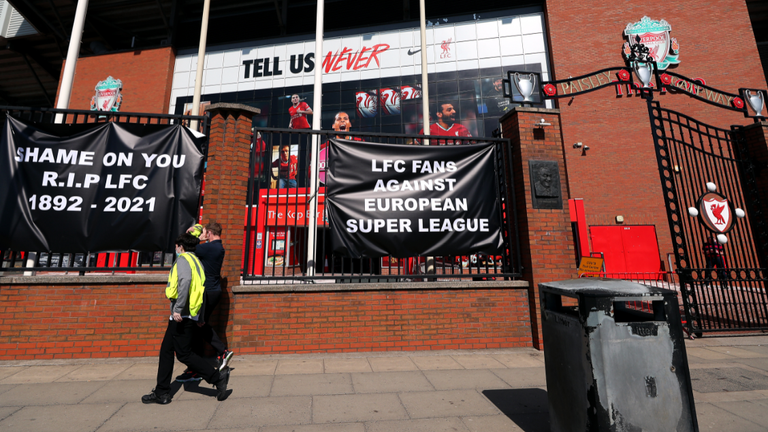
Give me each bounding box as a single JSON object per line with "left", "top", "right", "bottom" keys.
{"left": 155, "top": 318, "right": 220, "bottom": 395}
{"left": 193, "top": 289, "right": 227, "bottom": 356}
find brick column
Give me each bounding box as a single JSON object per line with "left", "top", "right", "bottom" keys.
{"left": 500, "top": 107, "right": 576, "bottom": 349}
{"left": 738, "top": 120, "right": 768, "bottom": 270}
{"left": 201, "top": 103, "right": 260, "bottom": 350}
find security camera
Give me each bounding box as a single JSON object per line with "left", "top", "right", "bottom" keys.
{"left": 573, "top": 142, "right": 582, "bottom": 149}
{"left": 583, "top": 145, "right": 590, "bottom": 151}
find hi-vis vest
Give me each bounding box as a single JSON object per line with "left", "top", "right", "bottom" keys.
{"left": 166, "top": 253, "right": 206, "bottom": 317}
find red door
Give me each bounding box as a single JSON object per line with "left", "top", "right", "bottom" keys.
{"left": 589, "top": 225, "right": 661, "bottom": 273}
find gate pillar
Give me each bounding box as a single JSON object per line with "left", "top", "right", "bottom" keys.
{"left": 201, "top": 103, "right": 260, "bottom": 349}
{"left": 738, "top": 121, "right": 768, "bottom": 269}
{"left": 500, "top": 107, "right": 576, "bottom": 349}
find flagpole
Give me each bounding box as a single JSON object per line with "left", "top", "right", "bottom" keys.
{"left": 305, "top": 0, "right": 325, "bottom": 277}
{"left": 189, "top": 0, "right": 211, "bottom": 131}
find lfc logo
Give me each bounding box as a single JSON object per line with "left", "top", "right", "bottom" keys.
{"left": 440, "top": 38, "right": 452, "bottom": 59}
{"left": 90, "top": 76, "right": 123, "bottom": 112}
{"left": 623, "top": 16, "right": 680, "bottom": 70}
{"left": 701, "top": 194, "right": 731, "bottom": 232}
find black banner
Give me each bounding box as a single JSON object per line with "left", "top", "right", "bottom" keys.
{"left": 0, "top": 116, "right": 204, "bottom": 252}
{"left": 326, "top": 139, "right": 504, "bottom": 257}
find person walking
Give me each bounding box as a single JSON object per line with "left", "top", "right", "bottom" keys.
{"left": 176, "top": 222, "right": 235, "bottom": 383}
{"left": 142, "top": 233, "right": 230, "bottom": 404}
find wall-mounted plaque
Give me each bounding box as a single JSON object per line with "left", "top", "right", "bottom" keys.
{"left": 529, "top": 160, "right": 562, "bottom": 209}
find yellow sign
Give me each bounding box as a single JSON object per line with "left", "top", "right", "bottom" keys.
{"left": 578, "top": 257, "right": 604, "bottom": 277}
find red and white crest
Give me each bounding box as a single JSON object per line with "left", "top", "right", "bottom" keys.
{"left": 355, "top": 91, "right": 378, "bottom": 118}
{"left": 379, "top": 88, "right": 401, "bottom": 115}
{"left": 401, "top": 85, "right": 422, "bottom": 100}
{"left": 701, "top": 194, "right": 731, "bottom": 233}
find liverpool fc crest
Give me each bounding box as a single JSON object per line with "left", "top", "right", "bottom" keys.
{"left": 90, "top": 76, "right": 123, "bottom": 112}
{"left": 623, "top": 16, "right": 680, "bottom": 70}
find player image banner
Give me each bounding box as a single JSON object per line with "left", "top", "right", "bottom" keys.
{"left": 0, "top": 116, "right": 205, "bottom": 252}
{"left": 325, "top": 139, "right": 504, "bottom": 258}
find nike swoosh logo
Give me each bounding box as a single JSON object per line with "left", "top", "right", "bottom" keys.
{"left": 407, "top": 49, "right": 422, "bottom": 56}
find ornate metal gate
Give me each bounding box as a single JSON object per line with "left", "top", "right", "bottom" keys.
{"left": 646, "top": 96, "right": 768, "bottom": 335}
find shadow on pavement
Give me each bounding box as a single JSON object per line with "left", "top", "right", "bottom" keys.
{"left": 482, "top": 388, "right": 550, "bottom": 432}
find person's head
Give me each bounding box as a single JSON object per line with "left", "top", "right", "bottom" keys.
{"left": 332, "top": 112, "right": 352, "bottom": 134}
{"left": 202, "top": 222, "right": 222, "bottom": 241}
{"left": 291, "top": 94, "right": 300, "bottom": 105}
{"left": 538, "top": 166, "right": 553, "bottom": 188}
{"left": 434, "top": 102, "right": 456, "bottom": 125}
{"left": 175, "top": 233, "right": 199, "bottom": 254}
{"left": 280, "top": 144, "right": 291, "bottom": 162}
{"left": 493, "top": 78, "right": 504, "bottom": 92}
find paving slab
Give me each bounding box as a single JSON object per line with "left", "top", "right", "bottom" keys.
{"left": 313, "top": 393, "right": 408, "bottom": 423}
{"left": 99, "top": 399, "right": 218, "bottom": 431}
{"left": 0, "top": 365, "right": 83, "bottom": 384}
{"left": 275, "top": 359, "right": 324, "bottom": 375}
{"left": 112, "top": 362, "right": 162, "bottom": 380}
{"left": 687, "top": 347, "right": 738, "bottom": 360}
{"left": 0, "top": 381, "right": 106, "bottom": 406}
{"left": 462, "top": 415, "right": 526, "bottom": 432}
{"left": 693, "top": 389, "right": 768, "bottom": 403}
{"left": 399, "top": 389, "right": 500, "bottom": 418}
{"left": 706, "top": 346, "right": 765, "bottom": 358}
{"left": 81, "top": 379, "right": 158, "bottom": 404}
{"left": 491, "top": 367, "right": 547, "bottom": 388}
{"left": 174, "top": 375, "right": 272, "bottom": 401}
{"left": 738, "top": 345, "right": 768, "bottom": 356}
{"left": 0, "top": 383, "right": 13, "bottom": 396}
{"left": 365, "top": 416, "right": 470, "bottom": 432}
{"left": 423, "top": 369, "right": 510, "bottom": 391}
{"left": 480, "top": 388, "right": 549, "bottom": 416}
{"left": 227, "top": 359, "right": 278, "bottom": 376}
{"left": 368, "top": 356, "right": 419, "bottom": 372}
{"left": 690, "top": 367, "right": 768, "bottom": 393}
{"left": 410, "top": 356, "right": 463, "bottom": 371}
{"left": 491, "top": 353, "right": 545, "bottom": 368}
{"left": 270, "top": 373, "right": 353, "bottom": 396}
{"left": 323, "top": 358, "right": 372, "bottom": 373}
{"left": 732, "top": 357, "right": 768, "bottom": 372}
{"left": 0, "top": 403, "right": 122, "bottom": 432}
{"left": 713, "top": 400, "right": 768, "bottom": 427}
{"left": 209, "top": 396, "right": 312, "bottom": 428}
{"left": 260, "top": 423, "right": 365, "bottom": 432}
{"left": 451, "top": 355, "right": 506, "bottom": 370}
{"left": 0, "top": 406, "right": 21, "bottom": 421}
{"left": 694, "top": 402, "right": 765, "bottom": 432}
{"left": 0, "top": 366, "right": 23, "bottom": 381}
{"left": 55, "top": 363, "right": 133, "bottom": 382}
{"left": 352, "top": 371, "right": 434, "bottom": 394}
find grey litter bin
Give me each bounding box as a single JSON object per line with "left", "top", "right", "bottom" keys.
{"left": 540, "top": 278, "right": 697, "bottom": 432}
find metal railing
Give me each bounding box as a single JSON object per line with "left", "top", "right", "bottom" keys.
{"left": 243, "top": 127, "right": 522, "bottom": 283}
{"left": 0, "top": 106, "right": 210, "bottom": 275}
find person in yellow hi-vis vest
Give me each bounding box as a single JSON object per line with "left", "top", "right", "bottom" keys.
{"left": 142, "top": 233, "right": 231, "bottom": 404}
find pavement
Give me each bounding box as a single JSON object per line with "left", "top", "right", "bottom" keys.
{"left": 1, "top": 336, "right": 768, "bottom": 431}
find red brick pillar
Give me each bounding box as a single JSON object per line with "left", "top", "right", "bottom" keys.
{"left": 201, "top": 103, "right": 260, "bottom": 350}
{"left": 738, "top": 120, "right": 768, "bottom": 270}
{"left": 500, "top": 107, "right": 576, "bottom": 349}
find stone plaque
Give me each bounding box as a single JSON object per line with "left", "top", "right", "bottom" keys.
{"left": 529, "top": 160, "right": 562, "bottom": 209}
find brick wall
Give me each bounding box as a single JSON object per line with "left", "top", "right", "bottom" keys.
{"left": 738, "top": 122, "right": 768, "bottom": 269}
{"left": 544, "top": 1, "right": 768, "bottom": 266}
{"left": 0, "top": 279, "right": 168, "bottom": 360}
{"left": 55, "top": 47, "right": 175, "bottom": 114}
{"left": 232, "top": 288, "right": 531, "bottom": 353}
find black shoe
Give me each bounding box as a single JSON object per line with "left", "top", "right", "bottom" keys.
{"left": 214, "top": 368, "right": 230, "bottom": 401}
{"left": 176, "top": 369, "right": 202, "bottom": 383}
{"left": 142, "top": 389, "right": 171, "bottom": 405}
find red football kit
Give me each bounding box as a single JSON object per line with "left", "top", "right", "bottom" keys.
{"left": 289, "top": 102, "right": 311, "bottom": 129}
{"left": 272, "top": 155, "right": 298, "bottom": 179}
{"left": 418, "top": 122, "right": 472, "bottom": 144}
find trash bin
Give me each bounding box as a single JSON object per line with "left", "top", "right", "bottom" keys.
{"left": 540, "top": 278, "right": 698, "bottom": 432}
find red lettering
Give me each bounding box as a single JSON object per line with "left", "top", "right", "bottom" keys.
{"left": 323, "top": 51, "right": 338, "bottom": 73}
{"left": 693, "top": 77, "right": 707, "bottom": 86}
{"left": 346, "top": 50, "right": 359, "bottom": 70}
{"left": 333, "top": 47, "right": 352, "bottom": 72}
{"left": 612, "top": 80, "right": 623, "bottom": 96}
{"left": 354, "top": 46, "right": 371, "bottom": 70}
{"left": 365, "top": 44, "right": 390, "bottom": 68}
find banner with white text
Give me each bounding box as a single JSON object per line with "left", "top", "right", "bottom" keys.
{"left": 0, "top": 116, "right": 204, "bottom": 252}
{"left": 326, "top": 139, "right": 503, "bottom": 257}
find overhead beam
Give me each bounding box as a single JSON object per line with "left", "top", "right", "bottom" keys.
{"left": 21, "top": 52, "right": 53, "bottom": 106}
{"left": 6, "top": 40, "right": 60, "bottom": 81}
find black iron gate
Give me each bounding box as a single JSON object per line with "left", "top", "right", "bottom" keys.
{"left": 647, "top": 96, "right": 768, "bottom": 335}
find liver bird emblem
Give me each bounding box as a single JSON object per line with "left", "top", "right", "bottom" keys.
{"left": 710, "top": 203, "right": 726, "bottom": 225}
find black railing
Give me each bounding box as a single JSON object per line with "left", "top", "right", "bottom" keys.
{"left": 0, "top": 106, "right": 210, "bottom": 275}
{"left": 243, "top": 127, "right": 522, "bottom": 283}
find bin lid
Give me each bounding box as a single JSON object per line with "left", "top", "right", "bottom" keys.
{"left": 539, "top": 278, "right": 677, "bottom": 298}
